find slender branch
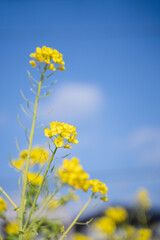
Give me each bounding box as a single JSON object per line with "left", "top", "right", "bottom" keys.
{"left": 59, "top": 196, "right": 93, "bottom": 240}
{"left": 0, "top": 187, "right": 17, "bottom": 209}
{"left": 19, "top": 66, "right": 47, "bottom": 238}
{"left": 23, "top": 147, "right": 57, "bottom": 230}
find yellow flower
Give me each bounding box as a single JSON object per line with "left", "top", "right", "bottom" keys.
{"left": 12, "top": 148, "right": 49, "bottom": 170}
{"left": 90, "top": 179, "right": 108, "bottom": 196}
{"left": 5, "top": 221, "right": 18, "bottom": 235}
{"left": 11, "top": 158, "right": 25, "bottom": 170}
{"left": 105, "top": 206, "right": 128, "bottom": 223}
{"left": 95, "top": 216, "right": 116, "bottom": 236}
{"left": 137, "top": 188, "right": 151, "bottom": 210}
{"left": 57, "top": 66, "right": 65, "bottom": 71}
{"left": 29, "top": 60, "right": 36, "bottom": 67}
{"left": 27, "top": 172, "right": 43, "bottom": 185}
{"left": 64, "top": 144, "right": 72, "bottom": 149}
{"left": 0, "top": 197, "right": 7, "bottom": 212}
{"left": 30, "top": 46, "right": 65, "bottom": 70}
{"left": 71, "top": 233, "right": 93, "bottom": 240}
{"left": 30, "top": 148, "right": 49, "bottom": 165}
{"left": 136, "top": 228, "right": 152, "bottom": 240}
{"left": 48, "top": 199, "right": 60, "bottom": 210}
{"left": 48, "top": 63, "right": 56, "bottom": 71}
{"left": 58, "top": 157, "right": 90, "bottom": 192}
{"left": 54, "top": 136, "right": 64, "bottom": 147}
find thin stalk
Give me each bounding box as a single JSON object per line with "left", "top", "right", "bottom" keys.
{"left": 19, "top": 66, "right": 46, "bottom": 238}
{"left": 0, "top": 187, "right": 17, "bottom": 209}
{"left": 23, "top": 147, "right": 57, "bottom": 230}
{"left": 26, "top": 183, "right": 63, "bottom": 232}
{"left": 59, "top": 196, "right": 93, "bottom": 240}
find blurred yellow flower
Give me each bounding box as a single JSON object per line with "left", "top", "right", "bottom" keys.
{"left": 0, "top": 197, "right": 7, "bottom": 212}
{"left": 95, "top": 216, "right": 116, "bottom": 236}
{"left": 27, "top": 172, "right": 43, "bottom": 185}
{"left": 58, "top": 157, "right": 90, "bottom": 192}
{"left": 12, "top": 147, "right": 49, "bottom": 170}
{"left": 105, "top": 206, "right": 128, "bottom": 223}
{"left": 137, "top": 188, "right": 151, "bottom": 210}
{"left": 136, "top": 228, "right": 152, "bottom": 240}
{"left": 29, "top": 60, "right": 36, "bottom": 67}
{"left": 5, "top": 221, "right": 18, "bottom": 235}
{"left": 71, "top": 233, "right": 93, "bottom": 240}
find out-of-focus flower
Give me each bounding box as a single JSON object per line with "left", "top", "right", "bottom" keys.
{"left": 71, "top": 233, "right": 93, "bottom": 240}
{"left": 29, "top": 60, "right": 36, "bottom": 67}
{"left": 12, "top": 147, "right": 50, "bottom": 171}
{"left": 58, "top": 157, "right": 90, "bottom": 192}
{"left": 137, "top": 188, "right": 151, "bottom": 211}
{"left": 136, "top": 228, "right": 152, "bottom": 240}
{"left": 105, "top": 206, "right": 128, "bottom": 223}
{"left": 95, "top": 216, "right": 116, "bottom": 236}
{"left": 5, "top": 221, "right": 19, "bottom": 235}
{"left": 0, "top": 197, "right": 7, "bottom": 212}
{"left": 27, "top": 172, "right": 43, "bottom": 185}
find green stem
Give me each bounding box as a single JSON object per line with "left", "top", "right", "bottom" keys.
{"left": 26, "top": 183, "right": 63, "bottom": 232}
{"left": 23, "top": 147, "right": 57, "bottom": 230}
{"left": 19, "top": 67, "right": 46, "bottom": 238}
{"left": 0, "top": 186, "right": 17, "bottom": 209}
{"left": 59, "top": 196, "right": 93, "bottom": 240}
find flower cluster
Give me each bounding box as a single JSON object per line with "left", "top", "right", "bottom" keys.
{"left": 12, "top": 147, "right": 49, "bottom": 170}
{"left": 137, "top": 188, "right": 151, "bottom": 211}
{"left": 95, "top": 216, "right": 116, "bottom": 236}
{"left": 105, "top": 206, "right": 128, "bottom": 223}
{"left": 44, "top": 121, "right": 78, "bottom": 148}
{"left": 27, "top": 172, "right": 43, "bottom": 186}
{"left": 58, "top": 157, "right": 108, "bottom": 201}
{"left": 29, "top": 46, "right": 65, "bottom": 71}
{"left": 0, "top": 197, "right": 7, "bottom": 212}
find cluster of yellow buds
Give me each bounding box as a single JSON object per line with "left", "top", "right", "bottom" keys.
{"left": 0, "top": 197, "right": 7, "bottom": 212}
{"left": 105, "top": 206, "right": 128, "bottom": 223}
{"left": 58, "top": 157, "right": 108, "bottom": 201}
{"left": 137, "top": 188, "right": 151, "bottom": 211}
{"left": 12, "top": 147, "right": 49, "bottom": 170}
{"left": 29, "top": 46, "right": 65, "bottom": 71}
{"left": 44, "top": 121, "right": 78, "bottom": 149}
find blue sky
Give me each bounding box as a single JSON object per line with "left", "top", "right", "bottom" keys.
{"left": 0, "top": 0, "right": 160, "bottom": 208}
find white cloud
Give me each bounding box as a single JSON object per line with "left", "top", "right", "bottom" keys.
{"left": 39, "top": 82, "right": 104, "bottom": 121}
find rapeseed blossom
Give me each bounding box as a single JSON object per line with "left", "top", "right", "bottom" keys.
{"left": 27, "top": 172, "right": 43, "bottom": 185}
{"left": 105, "top": 206, "right": 128, "bottom": 223}
{"left": 0, "top": 197, "right": 7, "bottom": 212}
{"left": 58, "top": 157, "right": 90, "bottom": 192}
{"left": 12, "top": 147, "right": 49, "bottom": 170}
{"left": 44, "top": 121, "right": 78, "bottom": 148}
{"left": 137, "top": 188, "right": 151, "bottom": 211}
{"left": 136, "top": 228, "right": 152, "bottom": 240}
{"left": 58, "top": 158, "right": 108, "bottom": 201}
{"left": 95, "top": 216, "right": 116, "bottom": 236}
{"left": 5, "top": 221, "right": 19, "bottom": 235}
{"left": 30, "top": 46, "right": 65, "bottom": 71}
{"left": 71, "top": 233, "right": 93, "bottom": 240}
